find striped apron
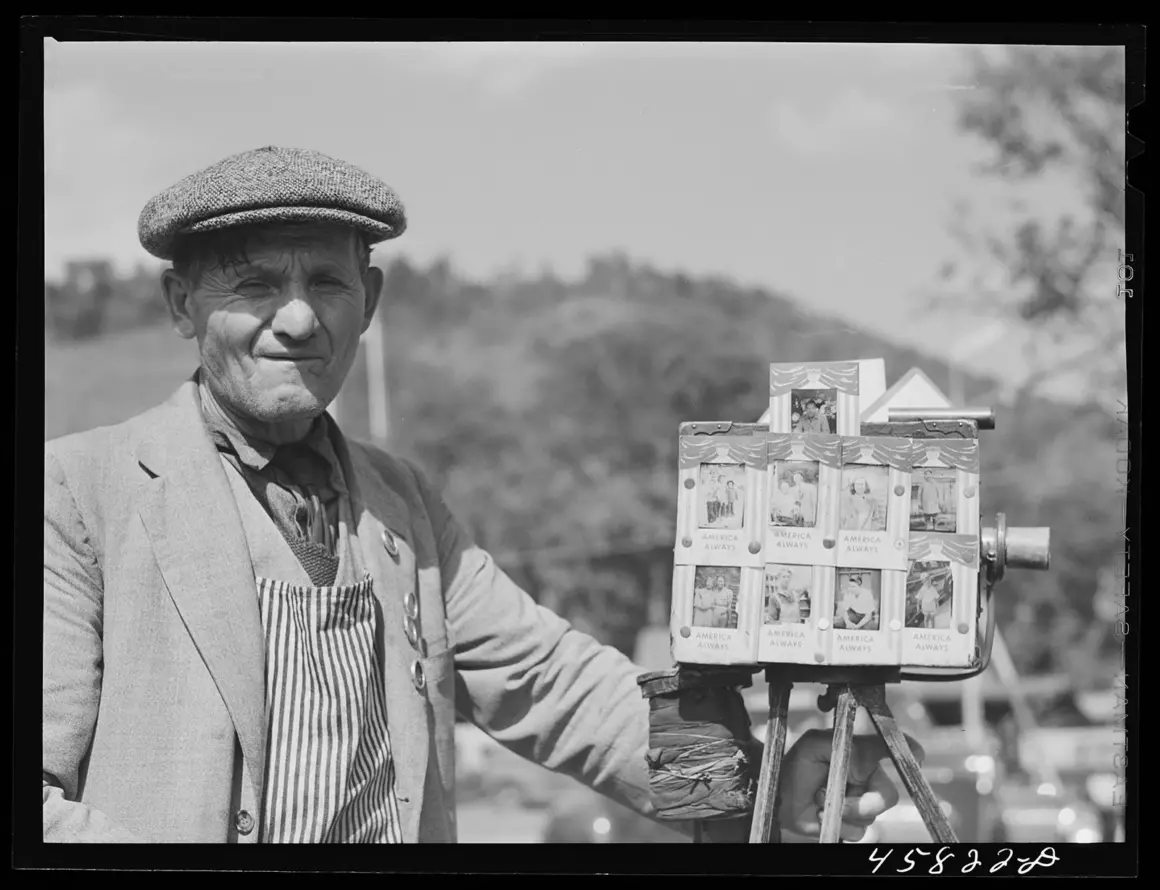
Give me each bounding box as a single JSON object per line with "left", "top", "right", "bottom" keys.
{"left": 223, "top": 458, "right": 404, "bottom": 843}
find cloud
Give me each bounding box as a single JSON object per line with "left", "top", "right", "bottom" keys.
{"left": 398, "top": 41, "right": 611, "bottom": 98}
{"left": 768, "top": 88, "right": 906, "bottom": 157}
{"left": 44, "top": 77, "right": 171, "bottom": 273}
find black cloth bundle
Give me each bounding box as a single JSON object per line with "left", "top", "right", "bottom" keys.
{"left": 638, "top": 668, "right": 762, "bottom": 822}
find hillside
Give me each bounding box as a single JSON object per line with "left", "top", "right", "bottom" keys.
{"left": 43, "top": 254, "right": 1121, "bottom": 680}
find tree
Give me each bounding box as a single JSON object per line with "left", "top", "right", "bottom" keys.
{"left": 935, "top": 46, "right": 1127, "bottom": 411}
{"left": 932, "top": 46, "right": 1127, "bottom": 682}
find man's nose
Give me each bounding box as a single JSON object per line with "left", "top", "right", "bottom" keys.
{"left": 270, "top": 288, "right": 319, "bottom": 341}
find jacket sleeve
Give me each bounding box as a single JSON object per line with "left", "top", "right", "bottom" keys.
{"left": 404, "top": 461, "right": 661, "bottom": 819}
{"left": 43, "top": 450, "right": 143, "bottom": 843}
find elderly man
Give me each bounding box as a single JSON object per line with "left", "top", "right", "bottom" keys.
{"left": 43, "top": 146, "right": 916, "bottom": 844}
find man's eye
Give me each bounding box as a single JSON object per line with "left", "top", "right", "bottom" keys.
{"left": 236, "top": 280, "right": 272, "bottom": 293}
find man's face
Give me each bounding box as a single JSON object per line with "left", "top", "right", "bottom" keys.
{"left": 164, "top": 225, "right": 383, "bottom": 429}
{"left": 806, "top": 402, "right": 818, "bottom": 417}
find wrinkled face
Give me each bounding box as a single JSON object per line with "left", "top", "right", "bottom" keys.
{"left": 164, "top": 225, "right": 382, "bottom": 428}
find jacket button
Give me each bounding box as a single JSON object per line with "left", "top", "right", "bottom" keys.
{"left": 411, "top": 660, "right": 426, "bottom": 691}
{"left": 403, "top": 614, "right": 421, "bottom": 649}
{"left": 403, "top": 590, "right": 419, "bottom": 619}
{"left": 381, "top": 528, "right": 399, "bottom": 559}
{"left": 235, "top": 810, "right": 255, "bottom": 836}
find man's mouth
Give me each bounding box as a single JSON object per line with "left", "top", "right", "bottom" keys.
{"left": 259, "top": 354, "right": 326, "bottom": 363}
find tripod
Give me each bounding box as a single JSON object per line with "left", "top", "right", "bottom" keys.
{"left": 746, "top": 666, "right": 955, "bottom": 844}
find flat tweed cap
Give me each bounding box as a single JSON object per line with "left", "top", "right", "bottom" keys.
{"left": 138, "top": 145, "right": 407, "bottom": 260}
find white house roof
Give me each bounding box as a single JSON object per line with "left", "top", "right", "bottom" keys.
{"left": 860, "top": 366, "right": 951, "bottom": 422}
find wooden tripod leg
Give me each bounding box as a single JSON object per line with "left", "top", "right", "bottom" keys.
{"left": 748, "top": 677, "right": 793, "bottom": 843}
{"left": 819, "top": 686, "right": 859, "bottom": 843}
{"left": 854, "top": 684, "right": 958, "bottom": 845}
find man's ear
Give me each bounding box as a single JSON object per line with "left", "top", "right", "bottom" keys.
{"left": 161, "top": 269, "right": 198, "bottom": 340}
{"left": 361, "top": 265, "right": 385, "bottom": 333}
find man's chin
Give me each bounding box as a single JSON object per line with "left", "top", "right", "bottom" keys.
{"left": 249, "top": 390, "right": 332, "bottom": 425}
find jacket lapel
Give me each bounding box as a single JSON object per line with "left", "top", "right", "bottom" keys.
{"left": 134, "top": 380, "right": 268, "bottom": 808}
{"left": 332, "top": 433, "right": 430, "bottom": 844}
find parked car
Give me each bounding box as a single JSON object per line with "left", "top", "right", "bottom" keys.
{"left": 992, "top": 778, "right": 1104, "bottom": 844}
{"left": 1004, "top": 688, "right": 1123, "bottom": 844}
{"left": 896, "top": 675, "right": 1108, "bottom": 844}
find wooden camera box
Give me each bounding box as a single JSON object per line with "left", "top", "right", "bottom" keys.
{"left": 669, "top": 361, "right": 984, "bottom": 673}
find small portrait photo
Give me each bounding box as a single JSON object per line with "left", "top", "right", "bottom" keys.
{"left": 911, "top": 468, "right": 958, "bottom": 533}
{"left": 769, "top": 461, "right": 821, "bottom": 528}
{"left": 834, "top": 569, "right": 881, "bottom": 631}
{"left": 906, "top": 560, "right": 954, "bottom": 629}
{"left": 692, "top": 566, "right": 741, "bottom": 629}
{"left": 763, "top": 564, "right": 813, "bottom": 625}
{"left": 840, "top": 465, "right": 890, "bottom": 531}
{"left": 791, "top": 390, "right": 838, "bottom": 434}
{"left": 698, "top": 463, "right": 746, "bottom": 530}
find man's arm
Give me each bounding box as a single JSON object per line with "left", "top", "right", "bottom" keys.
{"left": 43, "top": 451, "right": 143, "bottom": 843}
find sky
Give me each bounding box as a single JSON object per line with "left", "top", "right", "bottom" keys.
{"left": 43, "top": 41, "right": 1118, "bottom": 396}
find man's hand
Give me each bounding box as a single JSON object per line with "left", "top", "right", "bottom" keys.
{"left": 776, "top": 729, "right": 925, "bottom": 843}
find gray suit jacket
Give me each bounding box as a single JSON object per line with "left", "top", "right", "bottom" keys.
{"left": 43, "top": 379, "right": 656, "bottom": 843}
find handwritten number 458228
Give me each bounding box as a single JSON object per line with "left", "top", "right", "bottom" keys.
{"left": 869, "top": 846, "right": 1060, "bottom": 875}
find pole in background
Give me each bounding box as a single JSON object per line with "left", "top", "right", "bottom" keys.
{"left": 364, "top": 315, "right": 390, "bottom": 449}
{"left": 962, "top": 672, "right": 985, "bottom": 749}
{"left": 329, "top": 374, "right": 347, "bottom": 429}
